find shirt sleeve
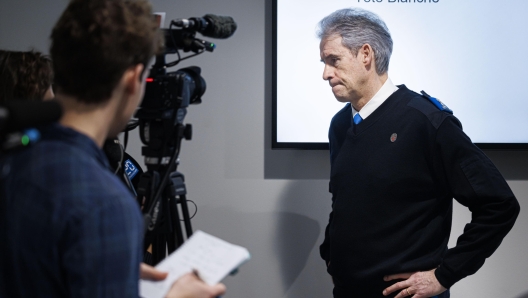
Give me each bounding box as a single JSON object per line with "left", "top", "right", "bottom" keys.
{"left": 433, "top": 116, "right": 520, "bottom": 288}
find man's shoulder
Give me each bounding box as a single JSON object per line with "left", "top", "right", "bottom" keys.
{"left": 0, "top": 138, "right": 139, "bottom": 237}
{"left": 4, "top": 136, "right": 128, "bottom": 204}
{"left": 16, "top": 137, "right": 106, "bottom": 179}
{"left": 397, "top": 85, "right": 456, "bottom": 129}
{"left": 330, "top": 103, "right": 351, "bottom": 127}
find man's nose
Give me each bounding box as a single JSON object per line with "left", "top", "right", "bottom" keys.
{"left": 322, "top": 65, "right": 332, "bottom": 81}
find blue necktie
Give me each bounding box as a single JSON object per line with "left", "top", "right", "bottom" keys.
{"left": 353, "top": 113, "right": 363, "bottom": 125}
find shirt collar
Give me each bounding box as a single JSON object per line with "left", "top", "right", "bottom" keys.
{"left": 352, "top": 77, "right": 398, "bottom": 120}
{"left": 42, "top": 123, "right": 110, "bottom": 169}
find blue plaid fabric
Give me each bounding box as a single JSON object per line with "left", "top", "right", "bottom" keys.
{"left": 0, "top": 124, "right": 143, "bottom": 297}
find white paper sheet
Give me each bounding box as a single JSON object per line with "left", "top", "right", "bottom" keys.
{"left": 139, "top": 230, "right": 250, "bottom": 298}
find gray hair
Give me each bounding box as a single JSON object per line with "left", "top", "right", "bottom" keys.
{"left": 317, "top": 8, "right": 393, "bottom": 75}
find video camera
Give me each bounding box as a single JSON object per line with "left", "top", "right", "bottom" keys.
{"left": 135, "top": 14, "right": 236, "bottom": 171}
{"left": 121, "top": 14, "right": 236, "bottom": 264}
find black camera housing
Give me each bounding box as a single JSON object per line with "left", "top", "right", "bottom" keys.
{"left": 134, "top": 26, "right": 210, "bottom": 171}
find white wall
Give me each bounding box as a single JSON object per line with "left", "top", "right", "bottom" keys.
{"left": 1, "top": 0, "right": 527, "bottom": 297}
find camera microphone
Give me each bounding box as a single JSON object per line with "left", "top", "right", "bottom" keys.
{"left": 173, "top": 14, "right": 237, "bottom": 39}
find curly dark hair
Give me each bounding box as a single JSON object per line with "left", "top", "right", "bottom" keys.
{"left": 50, "top": 0, "right": 163, "bottom": 104}
{"left": 0, "top": 50, "right": 54, "bottom": 103}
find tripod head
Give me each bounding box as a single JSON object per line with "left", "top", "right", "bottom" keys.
{"left": 136, "top": 65, "right": 203, "bottom": 172}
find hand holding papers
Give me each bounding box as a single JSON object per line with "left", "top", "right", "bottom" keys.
{"left": 140, "top": 230, "right": 250, "bottom": 298}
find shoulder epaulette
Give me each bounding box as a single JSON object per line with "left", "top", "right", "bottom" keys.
{"left": 420, "top": 90, "right": 453, "bottom": 114}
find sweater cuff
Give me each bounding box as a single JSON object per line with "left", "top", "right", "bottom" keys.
{"left": 319, "top": 241, "right": 329, "bottom": 262}
{"left": 434, "top": 264, "right": 462, "bottom": 289}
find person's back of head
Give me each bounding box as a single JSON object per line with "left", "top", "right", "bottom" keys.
{"left": 0, "top": 50, "right": 54, "bottom": 103}
{"left": 50, "top": 0, "right": 163, "bottom": 105}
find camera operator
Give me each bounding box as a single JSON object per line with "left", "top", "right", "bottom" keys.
{"left": 0, "top": 0, "right": 225, "bottom": 297}
{"left": 0, "top": 49, "right": 54, "bottom": 103}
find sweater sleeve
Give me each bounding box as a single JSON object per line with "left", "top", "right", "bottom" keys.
{"left": 320, "top": 209, "right": 332, "bottom": 263}
{"left": 433, "top": 116, "right": 520, "bottom": 288}
{"left": 321, "top": 106, "right": 350, "bottom": 263}
{"left": 319, "top": 182, "right": 333, "bottom": 263}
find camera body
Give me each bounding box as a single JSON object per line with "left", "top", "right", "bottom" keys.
{"left": 141, "top": 66, "right": 205, "bottom": 111}
{"left": 136, "top": 65, "right": 205, "bottom": 169}
{"left": 134, "top": 23, "right": 213, "bottom": 170}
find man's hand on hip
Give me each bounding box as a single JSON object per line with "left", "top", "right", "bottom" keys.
{"left": 382, "top": 269, "right": 446, "bottom": 298}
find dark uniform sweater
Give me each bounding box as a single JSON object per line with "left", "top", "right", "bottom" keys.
{"left": 320, "top": 85, "right": 520, "bottom": 296}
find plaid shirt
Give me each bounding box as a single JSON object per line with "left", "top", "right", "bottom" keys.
{"left": 0, "top": 124, "right": 143, "bottom": 297}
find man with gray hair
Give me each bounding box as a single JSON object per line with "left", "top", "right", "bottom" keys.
{"left": 318, "top": 7, "right": 519, "bottom": 298}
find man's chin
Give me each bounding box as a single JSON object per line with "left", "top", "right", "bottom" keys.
{"left": 333, "top": 94, "right": 350, "bottom": 103}
{"left": 107, "top": 132, "right": 119, "bottom": 139}
{"left": 107, "top": 124, "right": 126, "bottom": 140}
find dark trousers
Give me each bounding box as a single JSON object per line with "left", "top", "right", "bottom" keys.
{"left": 433, "top": 291, "right": 450, "bottom": 298}
{"left": 333, "top": 285, "right": 450, "bottom": 298}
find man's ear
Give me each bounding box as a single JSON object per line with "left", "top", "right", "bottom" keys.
{"left": 123, "top": 64, "right": 145, "bottom": 95}
{"left": 359, "top": 44, "right": 374, "bottom": 67}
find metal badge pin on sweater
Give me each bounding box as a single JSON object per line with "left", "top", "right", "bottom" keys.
{"left": 390, "top": 133, "right": 397, "bottom": 142}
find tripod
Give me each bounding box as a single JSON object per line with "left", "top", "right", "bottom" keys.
{"left": 135, "top": 119, "right": 195, "bottom": 266}
{"left": 134, "top": 54, "right": 206, "bottom": 266}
